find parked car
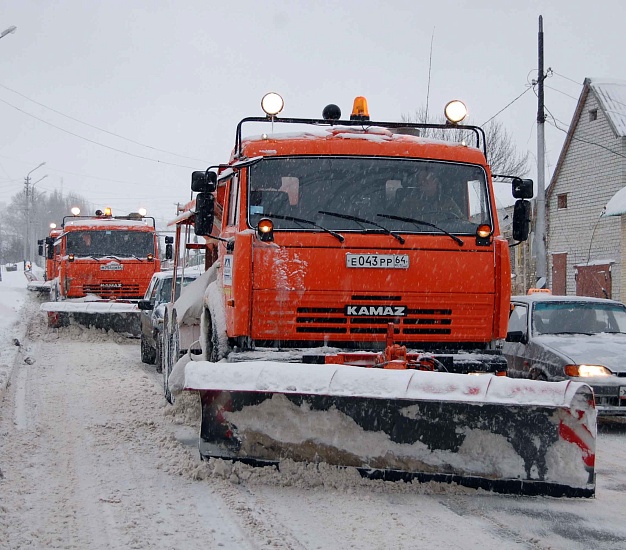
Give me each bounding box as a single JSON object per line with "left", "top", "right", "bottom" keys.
{"left": 504, "top": 292, "right": 626, "bottom": 416}
{"left": 5, "top": 263, "right": 18, "bottom": 272}
{"left": 138, "top": 270, "right": 200, "bottom": 371}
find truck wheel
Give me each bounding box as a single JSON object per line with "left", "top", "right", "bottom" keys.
{"left": 204, "top": 308, "right": 220, "bottom": 362}
{"left": 163, "top": 312, "right": 180, "bottom": 404}
{"left": 140, "top": 334, "right": 156, "bottom": 364}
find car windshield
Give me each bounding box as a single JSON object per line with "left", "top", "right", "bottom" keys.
{"left": 158, "top": 276, "right": 197, "bottom": 303}
{"left": 533, "top": 301, "right": 626, "bottom": 335}
{"left": 247, "top": 157, "right": 492, "bottom": 234}
{"left": 66, "top": 230, "right": 155, "bottom": 258}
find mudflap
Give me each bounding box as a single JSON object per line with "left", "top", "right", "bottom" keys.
{"left": 187, "top": 363, "right": 596, "bottom": 497}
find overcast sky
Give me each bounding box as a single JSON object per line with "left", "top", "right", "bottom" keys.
{"left": 1, "top": 0, "right": 624, "bottom": 228}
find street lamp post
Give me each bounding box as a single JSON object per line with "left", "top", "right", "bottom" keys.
{"left": 24, "top": 162, "right": 46, "bottom": 266}
{"left": 30, "top": 175, "right": 48, "bottom": 265}
{"left": 0, "top": 26, "right": 17, "bottom": 40}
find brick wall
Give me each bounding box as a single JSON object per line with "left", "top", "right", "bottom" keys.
{"left": 547, "top": 91, "right": 625, "bottom": 300}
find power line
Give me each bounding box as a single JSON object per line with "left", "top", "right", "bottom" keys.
{"left": 544, "top": 104, "right": 626, "bottom": 160}
{"left": 0, "top": 97, "right": 201, "bottom": 169}
{"left": 551, "top": 70, "right": 582, "bottom": 86}
{"left": 482, "top": 86, "right": 533, "bottom": 126}
{"left": 0, "top": 82, "right": 209, "bottom": 164}
{"left": 550, "top": 70, "right": 626, "bottom": 110}
{"left": 544, "top": 85, "right": 580, "bottom": 102}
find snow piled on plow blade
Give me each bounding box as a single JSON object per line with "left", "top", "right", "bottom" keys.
{"left": 184, "top": 361, "right": 597, "bottom": 497}
{"left": 40, "top": 301, "right": 139, "bottom": 313}
{"left": 40, "top": 301, "right": 141, "bottom": 336}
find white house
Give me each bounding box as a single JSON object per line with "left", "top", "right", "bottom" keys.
{"left": 547, "top": 78, "right": 626, "bottom": 299}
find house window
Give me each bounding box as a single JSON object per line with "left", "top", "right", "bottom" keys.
{"left": 557, "top": 193, "right": 568, "bottom": 209}
{"left": 589, "top": 109, "right": 598, "bottom": 121}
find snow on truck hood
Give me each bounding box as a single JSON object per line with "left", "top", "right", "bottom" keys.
{"left": 536, "top": 333, "right": 626, "bottom": 373}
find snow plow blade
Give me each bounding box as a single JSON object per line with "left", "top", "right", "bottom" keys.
{"left": 40, "top": 301, "right": 141, "bottom": 336}
{"left": 26, "top": 280, "right": 51, "bottom": 293}
{"left": 184, "top": 361, "right": 596, "bottom": 497}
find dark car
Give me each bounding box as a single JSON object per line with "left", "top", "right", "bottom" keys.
{"left": 139, "top": 270, "right": 200, "bottom": 371}
{"left": 504, "top": 292, "right": 626, "bottom": 416}
{"left": 5, "top": 263, "right": 18, "bottom": 272}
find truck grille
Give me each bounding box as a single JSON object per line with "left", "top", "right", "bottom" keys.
{"left": 253, "top": 292, "right": 494, "bottom": 344}
{"left": 82, "top": 281, "right": 141, "bottom": 299}
{"left": 295, "top": 297, "right": 453, "bottom": 335}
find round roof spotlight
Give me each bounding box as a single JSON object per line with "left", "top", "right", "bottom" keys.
{"left": 444, "top": 100, "right": 468, "bottom": 124}
{"left": 138, "top": 207, "right": 147, "bottom": 217}
{"left": 71, "top": 207, "right": 81, "bottom": 216}
{"left": 261, "top": 92, "right": 284, "bottom": 117}
{"left": 322, "top": 104, "right": 342, "bottom": 121}
{"left": 49, "top": 222, "right": 57, "bottom": 229}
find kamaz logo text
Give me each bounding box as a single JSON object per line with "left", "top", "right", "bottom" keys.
{"left": 345, "top": 305, "right": 407, "bottom": 316}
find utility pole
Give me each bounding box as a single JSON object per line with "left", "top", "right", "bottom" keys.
{"left": 23, "top": 162, "right": 46, "bottom": 265}
{"left": 534, "top": 15, "right": 548, "bottom": 287}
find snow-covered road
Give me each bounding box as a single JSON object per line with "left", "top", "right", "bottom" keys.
{"left": 2, "top": 275, "right": 626, "bottom": 549}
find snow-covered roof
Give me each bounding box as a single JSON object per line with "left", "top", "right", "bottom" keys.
{"left": 63, "top": 218, "right": 153, "bottom": 230}
{"left": 511, "top": 293, "right": 624, "bottom": 306}
{"left": 589, "top": 79, "right": 626, "bottom": 137}
{"left": 548, "top": 77, "right": 626, "bottom": 194}
{"left": 604, "top": 185, "right": 626, "bottom": 216}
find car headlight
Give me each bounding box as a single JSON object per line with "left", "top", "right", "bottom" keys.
{"left": 564, "top": 364, "right": 612, "bottom": 377}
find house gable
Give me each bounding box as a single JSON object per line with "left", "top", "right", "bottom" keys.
{"left": 546, "top": 78, "right": 626, "bottom": 299}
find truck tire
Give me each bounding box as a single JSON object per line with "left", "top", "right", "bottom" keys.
{"left": 155, "top": 336, "right": 163, "bottom": 374}
{"left": 140, "top": 334, "right": 156, "bottom": 364}
{"left": 204, "top": 308, "right": 220, "bottom": 362}
{"left": 163, "top": 312, "right": 180, "bottom": 404}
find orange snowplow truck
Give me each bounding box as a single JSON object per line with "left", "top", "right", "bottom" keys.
{"left": 169, "top": 95, "right": 597, "bottom": 498}
{"left": 191, "top": 96, "right": 534, "bottom": 367}
{"left": 42, "top": 208, "right": 162, "bottom": 333}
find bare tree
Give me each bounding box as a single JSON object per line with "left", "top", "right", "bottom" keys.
{"left": 402, "top": 108, "right": 529, "bottom": 177}
{"left": 0, "top": 190, "right": 92, "bottom": 263}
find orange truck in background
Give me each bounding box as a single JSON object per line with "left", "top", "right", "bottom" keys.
{"left": 161, "top": 94, "right": 596, "bottom": 498}
{"left": 27, "top": 226, "right": 63, "bottom": 293}
{"left": 41, "top": 208, "right": 163, "bottom": 333}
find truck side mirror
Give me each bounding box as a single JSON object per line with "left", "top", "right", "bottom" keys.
{"left": 512, "top": 199, "right": 531, "bottom": 241}
{"left": 194, "top": 192, "right": 215, "bottom": 236}
{"left": 45, "top": 237, "right": 55, "bottom": 259}
{"left": 191, "top": 170, "right": 217, "bottom": 193}
{"left": 512, "top": 178, "right": 534, "bottom": 199}
{"left": 163, "top": 236, "right": 173, "bottom": 260}
{"left": 38, "top": 239, "right": 44, "bottom": 257}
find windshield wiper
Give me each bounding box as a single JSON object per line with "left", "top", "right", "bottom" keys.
{"left": 318, "top": 211, "right": 405, "bottom": 244}
{"left": 263, "top": 213, "right": 344, "bottom": 242}
{"left": 376, "top": 214, "right": 464, "bottom": 246}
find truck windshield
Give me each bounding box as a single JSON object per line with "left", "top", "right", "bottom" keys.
{"left": 248, "top": 157, "right": 491, "bottom": 233}
{"left": 66, "top": 230, "right": 155, "bottom": 258}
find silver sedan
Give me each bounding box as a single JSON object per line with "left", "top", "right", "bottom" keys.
{"left": 504, "top": 293, "right": 626, "bottom": 416}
